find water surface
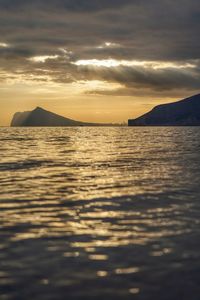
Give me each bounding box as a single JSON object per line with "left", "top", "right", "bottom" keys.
{"left": 0, "top": 127, "right": 200, "bottom": 299}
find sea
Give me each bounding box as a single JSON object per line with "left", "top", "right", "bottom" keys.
{"left": 0, "top": 127, "right": 200, "bottom": 300}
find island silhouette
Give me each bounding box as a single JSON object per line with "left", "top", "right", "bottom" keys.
{"left": 129, "top": 93, "right": 200, "bottom": 126}
{"left": 11, "top": 93, "right": 200, "bottom": 127}
{"left": 11, "top": 106, "right": 111, "bottom": 127}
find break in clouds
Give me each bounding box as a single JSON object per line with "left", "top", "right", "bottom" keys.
{"left": 0, "top": 0, "right": 200, "bottom": 96}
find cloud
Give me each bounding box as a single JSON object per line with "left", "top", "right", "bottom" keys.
{"left": 0, "top": 42, "right": 10, "bottom": 48}
{"left": 0, "top": 0, "right": 133, "bottom": 12}
{"left": 0, "top": 0, "right": 200, "bottom": 98}
{"left": 77, "top": 63, "right": 200, "bottom": 91}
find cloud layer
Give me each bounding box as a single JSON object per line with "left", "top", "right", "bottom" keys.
{"left": 0, "top": 0, "right": 200, "bottom": 96}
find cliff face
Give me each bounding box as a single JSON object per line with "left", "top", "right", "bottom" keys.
{"left": 11, "top": 107, "right": 97, "bottom": 127}
{"left": 128, "top": 94, "right": 200, "bottom": 126}
{"left": 11, "top": 111, "right": 31, "bottom": 127}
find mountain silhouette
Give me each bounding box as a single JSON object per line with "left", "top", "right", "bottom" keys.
{"left": 11, "top": 107, "right": 105, "bottom": 127}
{"left": 128, "top": 94, "right": 200, "bottom": 126}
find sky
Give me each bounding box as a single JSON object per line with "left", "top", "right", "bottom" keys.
{"left": 0, "top": 0, "right": 200, "bottom": 125}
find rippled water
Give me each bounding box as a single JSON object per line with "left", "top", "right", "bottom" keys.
{"left": 0, "top": 127, "right": 200, "bottom": 300}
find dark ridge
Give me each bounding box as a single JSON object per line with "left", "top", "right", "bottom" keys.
{"left": 128, "top": 93, "right": 200, "bottom": 126}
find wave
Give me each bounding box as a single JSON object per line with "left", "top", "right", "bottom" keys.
{"left": 0, "top": 159, "right": 52, "bottom": 171}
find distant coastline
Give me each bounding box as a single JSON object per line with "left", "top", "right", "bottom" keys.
{"left": 9, "top": 93, "right": 200, "bottom": 127}
{"left": 128, "top": 93, "right": 200, "bottom": 126}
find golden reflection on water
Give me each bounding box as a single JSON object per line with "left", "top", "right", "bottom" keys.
{"left": 129, "top": 288, "right": 140, "bottom": 295}
{"left": 0, "top": 127, "right": 200, "bottom": 299}
{"left": 89, "top": 254, "right": 108, "bottom": 261}
{"left": 1, "top": 194, "right": 193, "bottom": 247}
{"left": 97, "top": 270, "right": 108, "bottom": 277}
{"left": 115, "top": 267, "right": 140, "bottom": 275}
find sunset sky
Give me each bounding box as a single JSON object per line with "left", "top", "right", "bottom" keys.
{"left": 0, "top": 0, "right": 200, "bottom": 125}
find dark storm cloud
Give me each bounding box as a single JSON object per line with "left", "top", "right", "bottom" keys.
{"left": 0, "top": 46, "right": 33, "bottom": 59}
{"left": 0, "top": 0, "right": 200, "bottom": 95}
{"left": 0, "top": 0, "right": 133, "bottom": 12}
